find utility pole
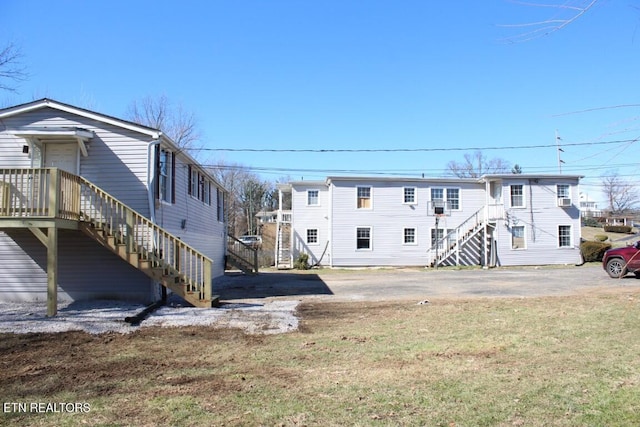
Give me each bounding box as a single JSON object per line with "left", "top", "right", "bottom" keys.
{"left": 556, "top": 130, "right": 565, "bottom": 173}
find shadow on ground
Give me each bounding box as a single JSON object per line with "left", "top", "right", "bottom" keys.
{"left": 216, "top": 271, "right": 334, "bottom": 300}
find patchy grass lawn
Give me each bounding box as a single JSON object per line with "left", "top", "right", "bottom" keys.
{"left": 2, "top": 292, "right": 640, "bottom": 426}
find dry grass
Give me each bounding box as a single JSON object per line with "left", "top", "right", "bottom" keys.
{"left": 2, "top": 293, "right": 640, "bottom": 426}
{"left": 582, "top": 226, "right": 638, "bottom": 248}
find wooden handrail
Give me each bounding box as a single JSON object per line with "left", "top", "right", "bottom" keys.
{"left": 79, "top": 177, "right": 213, "bottom": 300}
{"left": 0, "top": 168, "right": 213, "bottom": 301}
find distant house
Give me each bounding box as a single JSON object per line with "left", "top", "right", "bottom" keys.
{"left": 275, "top": 174, "right": 583, "bottom": 268}
{"left": 0, "top": 99, "right": 227, "bottom": 315}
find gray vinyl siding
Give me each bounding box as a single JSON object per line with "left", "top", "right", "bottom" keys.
{"left": 0, "top": 107, "right": 151, "bottom": 215}
{"left": 495, "top": 178, "right": 582, "bottom": 266}
{"left": 155, "top": 153, "right": 227, "bottom": 279}
{"left": 0, "top": 230, "right": 155, "bottom": 303}
{"left": 0, "top": 102, "right": 227, "bottom": 304}
{"left": 290, "top": 183, "right": 329, "bottom": 265}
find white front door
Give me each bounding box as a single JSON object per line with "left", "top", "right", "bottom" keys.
{"left": 43, "top": 142, "right": 79, "bottom": 174}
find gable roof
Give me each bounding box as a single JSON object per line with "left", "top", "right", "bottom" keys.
{"left": 0, "top": 98, "right": 162, "bottom": 139}
{"left": 0, "top": 98, "right": 226, "bottom": 191}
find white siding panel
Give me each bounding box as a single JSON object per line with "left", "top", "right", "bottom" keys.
{"left": 497, "top": 178, "right": 582, "bottom": 266}
{"left": 291, "top": 183, "right": 330, "bottom": 265}
{"left": 328, "top": 179, "right": 488, "bottom": 266}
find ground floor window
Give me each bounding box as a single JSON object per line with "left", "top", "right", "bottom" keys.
{"left": 558, "top": 225, "right": 572, "bottom": 247}
{"left": 356, "top": 227, "right": 371, "bottom": 250}
{"left": 403, "top": 227, "right": 416, "bottom": 244}
{"left": 307, "top": 229, "right": 318, "bottom": 244}
{"left": 430, "top": 228, "right": 454, "bottom": 250}
{"left": 511, "top": 225, "right": 525, "bottom": 249}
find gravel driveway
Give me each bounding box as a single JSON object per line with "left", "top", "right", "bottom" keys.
{"left": 217, "top": 264, "right": 640, "bottom": 302}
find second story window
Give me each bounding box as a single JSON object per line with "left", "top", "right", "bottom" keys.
{"left": 557, "top": 184, "right": 570, "bottom": 199}
{"left": 357, "top": 186, "right": 371, "bottom": 209}
{"left": 430, "top": 187, "right": 460, "bottom": 211}
{"left": 510, "top": 184, "right": 524, "bottom": 208}
{"left": 403, "top": 187, "right": 416, "bottom": 204}
{"left": 158, "top": 149, "right": 174, "bottom": 203}
{"left": 307, "top": 190, "right": 319, "bottom": 206}
{"left": 446, "top": 188, "right": 459, "bottom": 210}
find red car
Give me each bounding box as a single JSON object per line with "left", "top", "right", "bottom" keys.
{"left": 603, "top": 241, "right": 640, "bottom": 278}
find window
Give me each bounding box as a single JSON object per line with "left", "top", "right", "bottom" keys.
{"left": 217, "top": 188, "right": 224, "bottom": 222}
{"left": 431, "top": 188, "right": 444, "bottom": 203}
{"left": 203, "top": 181, "right": 211, "bottom": 205}
{"left": 511, "top": 225, "right": 525, "bottom": 249}
{"left": 403, "top": 227, "right": 416, "bottom": 244}
{"left": 307, "top": 229, "right": 318, "bottom": 244}
{"left": 189, "top": 166, "right": 198, "bottom": 198}
{"left": 356, "top": 227, "right": 371, "bottom": 249}
{"left": 446, "top": 188, "right": 460, "bottom": 210}
{"left": 357, "top": 187, "right": 371, "bottom": 209}
{"left": 403, "top": 187, "right": 416, "bottom": 204}
{"left": 431, "top": 228, "right": 454, "bottom": 250}
{"left": 158, "top": 149, "right": 174, "bottom": 203}
{"left": 558, "top": 225, "right": 571, "bottom": 248}
{"left": 307, "top": 190, "right": 319, "bottom": 206}
{"left": 557, "top": 184, "right": 570, "bottom": 198}
{"left": 510, "top": 184, "right": 524, "bottom": 208}
{"left": 431, "top": 187, "right": 461, "bottom": 211}
{"left": 188, "top": 166, "right": 214, "bottom": 205}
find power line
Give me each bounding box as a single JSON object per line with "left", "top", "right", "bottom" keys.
{"left": 198, "top": 138, "right": 638, "bottom": 153}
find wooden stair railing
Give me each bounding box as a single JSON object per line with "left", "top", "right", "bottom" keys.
{"left": 226, "top": 235, "right": 258, "bottom": 274}
{"left": 78, "top": 178, "right": 218, "bottom": 308}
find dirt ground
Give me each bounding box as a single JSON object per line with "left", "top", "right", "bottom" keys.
{"left": 2, "top": 264, "right": 639, "bottom": 426}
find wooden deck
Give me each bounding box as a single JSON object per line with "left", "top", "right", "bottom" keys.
{"left": 0, "top": 168, "right": 216, "bottom": 316}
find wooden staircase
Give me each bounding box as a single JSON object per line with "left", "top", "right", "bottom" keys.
{"left": 226, "top": 235, "right": 259, "bottom": 274}
{"left": 275, "top": 220, "right": 292, "bottom": 269}
{"left": 78, "top": 178, "right": 218, "bottom": 308}
{"left": 428, "top": 208, "right": 494, "bottom": 268}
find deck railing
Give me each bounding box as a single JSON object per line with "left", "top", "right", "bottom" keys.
{"left": 0, "top": 168, "right": 81, "bottom": 220}
{"left": 0, "top": 168, "right": 212, "bottom": 301}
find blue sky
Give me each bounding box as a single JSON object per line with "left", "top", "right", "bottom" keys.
{"left": 2, "top": 0, "right": 639, "bottom": 206}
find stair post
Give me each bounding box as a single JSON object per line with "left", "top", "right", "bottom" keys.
{"left": 125, "top": 209, "right": 135, "bottom": 254}
{"left": 203, "top": 258, "right": 212, "bottom": 302}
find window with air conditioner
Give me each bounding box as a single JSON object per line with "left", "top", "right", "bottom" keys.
{"left": 557, "top": 184, "right": 571, "bottom": 207}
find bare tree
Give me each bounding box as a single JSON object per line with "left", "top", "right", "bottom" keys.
{"left": 208, "top": 161, "right": 277, "bottom": 236}
{"left": 0, "top": 42, "right": 28, "bottom": 93}
{"left": 499, "top": 0, "right": 599, "bottom": 43}
{"left": 126, "top": 95, "right": 200, "bottom": 151}
{"left": 446, "top": 151, "right": 511, "bottom": 178}
{"left": 602, "top": 172, "right": 639, "bottom": 215}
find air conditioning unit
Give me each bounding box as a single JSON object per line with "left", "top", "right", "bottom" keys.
{"left": 558, "top": 198, "right": 572, "bottom": 207}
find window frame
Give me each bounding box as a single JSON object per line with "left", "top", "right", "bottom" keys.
{"left": 158, "top": 148, "right": 174, "bottom": 204}
{"left": 216, "top": 188, "right": 224, "bottom": 222}
{"left": 430, "top": 187, "right": 461, "bottom": 211}
{"left": 307, "top": 189, "right": 320, "bottom": 206}
{"left": 511, "top": 225, "right": 526, "bottom": 250}
{"left": 403, "top": 227, "right": 417, "bottom": 245}
{"left": 356, "top": 226, "right": 372, "bottom": 250}
{"left": 306, "top": 228, "right": 319, "bottom": 245}
{"left": 510, "top": 184, "right": 526, "bottom": 208}
{"left": 557, "top": 184, "right": 570, "bottom": 199}
{"left": 558, "top": 225, "right": 572, "bottom": 248}
{"left": 403, "top": 187, "right": 417, "bottom": 205}
{"left": 356, "top": 186, "right": 372, "bottom": 210}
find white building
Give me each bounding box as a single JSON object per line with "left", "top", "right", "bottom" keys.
{"left": 275, "top": 174, "right": 583, "bottom": 268}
